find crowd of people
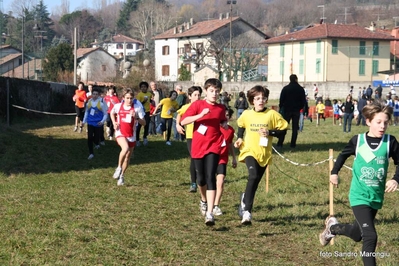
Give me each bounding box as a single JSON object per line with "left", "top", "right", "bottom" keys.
{"left": 72, "top": 78, "right": 399, "bottom": 266}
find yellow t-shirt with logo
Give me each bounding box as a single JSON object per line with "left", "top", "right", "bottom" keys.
{"left": 237, "top": 108, "right": 288, "bottom": 167}
{"left": 160, "top": 98, "right": 179, "bottom": 119}
{"left": 137, "top": 91, "right": 153, "bottom": 112}
{"left": 177, "top": 103, "right": 193, "bottom": 139}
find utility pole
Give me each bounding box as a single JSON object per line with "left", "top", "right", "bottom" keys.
{"left": 227, "top": 0, "right": 237, "bottom": 81}
{"left": 317, "top": 5, "right": 326, "bottom": 23}
{"left": 337, "top": 7, "right": 352, "bottom": 24}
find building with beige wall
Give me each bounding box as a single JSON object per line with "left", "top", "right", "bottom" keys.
{"left": 262, "top": 23, "right": 396, "bottom": 83}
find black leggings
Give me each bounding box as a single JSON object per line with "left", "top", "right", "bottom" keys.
{"left": 243, "top": 156, "right": 267, "bottom": 212}
{"left": 331, "top": 205, "right": 378, "bottom": 266}
{"left": 186, "top": 139, "right": 196, "bottom": 184}
{"left": 161, "top": 117, "right": 173, "bottom": 141}
{"left": 87, "top": 124, "right": 102, "bottom": 154}
{"left": 193, "top": 153, "right": 219, "bottom": 190}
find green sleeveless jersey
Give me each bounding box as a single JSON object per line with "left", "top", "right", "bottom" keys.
{"left": 349, "top": 133, "right": 389, "bottom": 209}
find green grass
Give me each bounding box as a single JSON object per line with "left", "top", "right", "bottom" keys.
{"left": 1, "top": 114, "right": 399, "bottom": 265}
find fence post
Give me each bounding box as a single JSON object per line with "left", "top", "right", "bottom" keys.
{"left": 329, "top": 148, "right": 334, "bottom": 245}
{"left": 6, "top": 79, "right": 10, "bottom": 126}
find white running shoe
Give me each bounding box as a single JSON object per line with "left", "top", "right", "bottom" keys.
{"left": 113, "top": 167, "right": 122, "bottom": 179}
{"left": 205, "top": 212, "right": 215, "bottom": 226}
{"left": 117, "top": 175, "right": 124, "bottom": 186}
{"left": 241, "top": 211, "right": 252, "bottom": 225}
{"left": 143, "top": 138, "right": 148, "bottom": 146}
{"left": 136, "top": 141, "right": 141, "bottom": 147}
{"left": 87, "top": 154, "right": 94, "bottom": 160}
{"left": 100, "top": 141, "right": 105, "bottom": 146}
{"left": 238, "top": 192, "right": 245, "bottom": 218}
{"left": 199, "top": 200, "right": 207, "bottom": 216}
{"left": 94, "top": 145, "right": 100, "bottom": 149}
{"left": 109, "top": 136, "right": 113, "bottom": 140}
{"left": 166, "top": 141, "right": 172, "bottom": 146}
{"left": 73, "top": 126, "right": 78, "bottom": 132}
{"left": 213, "top": 206, "right": 223, "bottom": 216}
{"left": 319, "top": 216, "right": 338, "bottom": 246}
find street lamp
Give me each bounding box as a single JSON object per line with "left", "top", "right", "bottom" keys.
{"left": 227, "top": 0, "right": 236, "bottom": 81}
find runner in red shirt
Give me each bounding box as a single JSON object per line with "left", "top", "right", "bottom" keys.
{"left": 104, "top": 86, "right": 120, "bottom": 140}
{"left": 181, "top": 78, "right": 227, "bottom": 226}
{"left": 110, "top": 88, "right": 145, "bottom": 186}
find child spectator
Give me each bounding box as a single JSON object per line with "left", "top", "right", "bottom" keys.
{"left": 332, "top": 99, "right": 340, "bottom": 125}
{"left": 155, "top": 90, "right": 179, "bottom": 145}
{"left": 393, "top": 96, "right": 399, "bottom": 126}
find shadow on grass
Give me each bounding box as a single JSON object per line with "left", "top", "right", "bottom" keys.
{"left": 0, "top": 117, "right": 190, "bottom": 176}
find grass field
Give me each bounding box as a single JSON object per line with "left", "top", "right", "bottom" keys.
{"left": 1, "top": 111, "right": 399, "bottom": 265}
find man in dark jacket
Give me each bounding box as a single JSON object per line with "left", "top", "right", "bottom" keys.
{"left": 356, "top": 94, "right": 367, "bottom": 126}
{"left": 277, "top": 74, "right": 306, "bottom": 149}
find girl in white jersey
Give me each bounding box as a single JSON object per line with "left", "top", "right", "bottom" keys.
{"left": 110, "top": 89, "right": 146, "bottom": 186}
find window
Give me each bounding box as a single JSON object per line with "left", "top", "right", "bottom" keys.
{"left": 102, "top": 65, "right": 106, "bottom": 71}
{"left": 316, "top": 58, "right": 321, "bottom": 74}
{"left": 359, "top": 60, "right": 365, "bottom": 75}
{"left": 162, "top": 46, "right": 170, "bottom": 55}
{"left": 162, "top": 65, "right": 170, "bottom": 76}
{"left": 373, "top": 42, "right": 379, "bottom": 56}
{"left": 300, "top": 42, "right": 304, "bottom": 55}
{"left": 116, "top": 43, "right": 123, "bottom": 49}
{"left": 280, "top": 43, "right": 285, "bottom": 57}
{"left": 332, "top": 40, "right": 338, "bottom": 54}
{"left": 299, "top": 59, "right": 304, "bottom": 74}
{"left": 372, "top": 60, "right": 379, "bottom": 75}
{"left": 316, "top": 40, "right": 321, "bottom": 54}
{"left": 179, "top": 47, "right": 184, "bottom": 54}
{"left": 184, "top": 44, "right": 191, "bottom": 53}
{"left": 126, "top": 44, "right": 133, "bottom": 49}
{"left": 359, "top": 41, "right": 366, "bottom": 55}
{"left": 279, "top": 61, "right": 284, "bottom": 75}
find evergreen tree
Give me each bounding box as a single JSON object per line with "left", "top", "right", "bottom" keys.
{"left": 34, "top": 0, "right": 56, "bottom": 53}
{"left": 117, "top": 0, "right": 141, "bottom": 33}
{"left": 43, "top": 43, "right": 74, "bottom": 82}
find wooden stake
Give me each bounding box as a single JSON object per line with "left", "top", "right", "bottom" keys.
{"left": 329, "top": 148, "right": 334, "bottom": 245}
{"left": 265, "top": 166, "right": 269, "bottom": 193}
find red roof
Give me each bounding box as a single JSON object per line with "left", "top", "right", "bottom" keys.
{"left": 153, "top": 17, "right": 242, "bottom": 39}
{"left": 2, "top": 59, "right": 43, "bottom": 78}
{"left": 77, "top": 47, "right": 102, "bottom": 58}
{"left": 0, "top": 53, "right": 22, "bottom": 65}
{"left": 262, "top": 23, "right": 396, "bottom": 44}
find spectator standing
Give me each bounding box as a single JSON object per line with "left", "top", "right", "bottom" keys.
{"left": 82, "top": 88, "right": 108, "bottom": 160}
{"left": 394, "top": 96, "right": 399, "bottom": 126}
{"left": 391, "top": 84, "right": 396, "bottom": 95}
{"left": 313, "top": 84, "right": 319, "bottom": 100}
{"left": 234, "top": 91, "right": 249, "bottom": 119}
{"left": 357, "top": 94, "right": 367, "bottom": 126}
{"left": 375, "top": 85, "right": 382, "bottom": 99}
{"left": 150, "top": 81, "right": 163, "bottom": 134}
{"left": 341, "top": 95, "right": 355, "bottom": 132}
{"left": 136, "top": 81, "right": 152, "bottom": 146}
{"left": 366, "top": 85, "right": 373, "bottom": 100}
{"left": 277, "top": 74, "right": 306, "bottom": 149}
{"left": 220, "top": 91, "right": 231, "bottom": 109}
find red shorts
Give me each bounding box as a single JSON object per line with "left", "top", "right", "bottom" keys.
{"left": 334, "top": 114, "right": 341, "bottom": 119}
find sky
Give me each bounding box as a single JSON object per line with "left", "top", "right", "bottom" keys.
{"left": 3, "top": 0, "right": 95, "bottom": 16}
